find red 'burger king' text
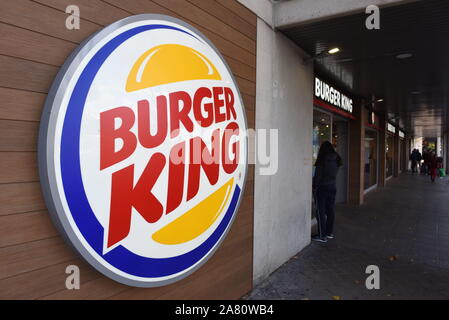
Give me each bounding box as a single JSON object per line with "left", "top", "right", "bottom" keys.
{"left": 99, "top": 86, "right": 241, "bottom": 248}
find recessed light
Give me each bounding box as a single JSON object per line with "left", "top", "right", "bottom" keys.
{"left": 396, "top": 53, "right": 413, "bottom": 59}
{"left": 328, "top": 48, "right": 340, "bottom": 54}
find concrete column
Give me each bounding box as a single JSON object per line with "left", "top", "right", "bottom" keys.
{"left": 377, "top": 114, "right": 387, "bottom": 187}
{"left": 444, "top": 132, "right": 449, "bottom": 173}
{"left": 252, "top": 18, "right": 313, "bottom": 285}
{"left": 405, "top": 135, "right": 411, "bottom": 171}
{"left": 348, "top": 103, "right": 365, "bottom": 205}
{"left": 393, "top": 127, "right": 400, "bottom": 177}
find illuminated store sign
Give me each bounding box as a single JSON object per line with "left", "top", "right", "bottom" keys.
{"left": 38, "top": 15, "right": 248, "bottom": 287}
{"left": 314, "top": 77, "right": 353, "bottom": 114}
{"left": 387, "top": 123, "right": 396, "bottom": 134}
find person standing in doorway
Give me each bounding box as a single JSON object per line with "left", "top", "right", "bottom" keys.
{"left": 312, "top": 141, "right": 342, "bottom": 243}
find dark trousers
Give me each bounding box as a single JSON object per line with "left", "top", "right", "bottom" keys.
{"left": 315, "top": 184, "right": 336, "bottom": 238}
{"left": 411, "top": 160, "right": 417, "bottom": 173}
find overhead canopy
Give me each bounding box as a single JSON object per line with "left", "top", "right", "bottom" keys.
{"left": 280, "top": 0, "right": 449, "bottom": 137}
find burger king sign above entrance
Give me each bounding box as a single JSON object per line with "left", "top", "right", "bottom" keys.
{"left": 38, "top": 15, "right": 248, "bottom": 287}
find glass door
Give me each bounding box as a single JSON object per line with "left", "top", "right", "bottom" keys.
{"left": 333, "top": 119, "right": 348, "bottom": 203}
{"left": 364, "top": 129, "right": 378, "bottom": 190}
{"left": 312, "top": 109, "right": 348, "bottom": 204}
{"left": 312, "top": 109, "right": 332, "bottom": 167}
{"left": 386, "top": 134, "right": 394, "bottom": 178}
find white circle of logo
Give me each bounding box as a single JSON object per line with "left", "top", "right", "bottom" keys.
{"left": 38, "top": 14, "right": 248, "bottom": 287}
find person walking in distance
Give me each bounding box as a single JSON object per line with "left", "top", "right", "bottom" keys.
{"left": 429, "top": 151, "right": 438, "bottom": 183}
{"left": 416, "top": 149, "right": 422, "bottom": 173}
{"left": 312, "top": 141, "right": 342, "bottom": 243}
{"left": 410, "top": 149, "right": 418, "bottom": 173}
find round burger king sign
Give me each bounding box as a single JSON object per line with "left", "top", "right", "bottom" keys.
{"left": 38, "top": 14, "right": 248, "bottom": 287}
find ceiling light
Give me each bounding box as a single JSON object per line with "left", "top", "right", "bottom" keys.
{"left": 376, "top": 98, "right": 384, "bottom": 102}
{"left": 396, "top": 53, "right": 413, "bottom": 59}
{"left": 328, "top": 48, "right": 340, "bottom": 54}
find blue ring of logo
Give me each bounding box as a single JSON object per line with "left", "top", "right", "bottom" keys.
{"left": 60, "top": 24, "right": 241, "bottom": 279}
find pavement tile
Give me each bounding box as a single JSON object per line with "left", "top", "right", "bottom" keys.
{"left": 246, "top": 174, "right": 449, "bottom": 300}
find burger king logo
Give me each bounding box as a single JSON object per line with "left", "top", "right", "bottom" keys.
{"left": 38, "top": 14, "right": 248, "bottom": 287}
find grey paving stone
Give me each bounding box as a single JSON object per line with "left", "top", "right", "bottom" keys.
{"left": 246, "top": 173, "right": 449, "bottom": 300}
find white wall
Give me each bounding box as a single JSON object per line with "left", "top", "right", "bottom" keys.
{"left": 253, "top": 18, "right": 313, "bottom": 285}
{"left": 273, "top": 0, "right": 412, "bottom": 28}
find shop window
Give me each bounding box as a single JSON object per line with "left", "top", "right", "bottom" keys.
{"left": 364, "top": 129, "right": 378, "bottom": 189}
{"left": 386, "top": 135, "right": 394, "bottom": 177}
{"left": 312, "top": 110, "right": 331, "bottom": 166}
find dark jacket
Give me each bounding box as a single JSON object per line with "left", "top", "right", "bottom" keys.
{"left": 313, "top": 152, "right": 341, "bottom": 189}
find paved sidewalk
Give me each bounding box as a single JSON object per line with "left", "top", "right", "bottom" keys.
{"left": 246, "top": 173, "right": 449, "bottom": 300}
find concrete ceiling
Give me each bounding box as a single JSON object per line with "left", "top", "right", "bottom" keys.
{"left": 280, "top": 0, "right": 449, "bottom": 138}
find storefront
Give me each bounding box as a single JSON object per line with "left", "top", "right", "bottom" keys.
{"left": 386, "top": 123, "right": 396, "bottom": 180}
{"left": 313, "top": 76, "right": 354, "bottom": 203}
{"left": 364, "top": 110, "right": 380, "bottom": 193}
{"left": 399, "top": 130, "right": 406, "bottom": 172}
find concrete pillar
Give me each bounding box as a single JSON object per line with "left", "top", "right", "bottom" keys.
{"left": 252, "top": 18, "right": 313, "bottom": 285}
{"left": 378, "top": 114, "right": 387, "bottom": 187}
{"left": 393, "top": 127, "right": 400, "bottom": 177}
{"left": 348, "top": 103, "right": 365, "bottom": 205}
{"left": 444, "top": 132, "right": 449, "bottom": 173}
{"left": 405, "top": 135, "right": 411, "bottom": 171}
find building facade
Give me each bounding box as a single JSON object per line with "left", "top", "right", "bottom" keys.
{"left": 0, "top": 0, "right": 412, "bottom": 299}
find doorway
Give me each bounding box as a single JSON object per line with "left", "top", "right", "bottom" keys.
{"left": 312, "top": 109, "right": 348, "bottom": 204}
{"left": 333, "top": 119, "right": 348, "bottom": 203}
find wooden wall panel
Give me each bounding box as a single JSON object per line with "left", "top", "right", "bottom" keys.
{"left": 0, "top": 182, "right": 46, "bottom": 216}
{"left": 0, "top": 0, "right": 256, "bottom": 299}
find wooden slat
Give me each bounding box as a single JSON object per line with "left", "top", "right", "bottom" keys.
{"left": 235, "top": 76, "right": 256, "bottom": 97}
{"left": 0, "top": 120, "right": 39, "bottom": 152}
{"left": 156, "top": 235, "right": 252, "bottom": 299}
{"left": 0, "top": 55, "right": 58, "bottom": 93}
{"left": 0, "top": 152, "right": 38, "bottom": 183}
{"left": 0, "top": 210, "right": 57, "bottom": 247}
{"left": 215, "top": 0, "right": 257, "bottom": 27}
{"left": 0, "top": 0, "right": 101, "bottom": 43}
{"left": 0, "top": 237, "right": 74, "bottom": 279}
{"left": 33, "top": 0, "right": 130, "bottom": 26}
{"left": 107, "top": 231, "right": 252, "bottom": 299}
{"left": 37, "top": 191, "right": 254, "bottom": 300}
{"left": 242, "top": 93, "right": 255, "bottom": 112}
{"left": 0, "top": 259, "right": 99, "bottom": 299}
{"left": 205, "top": 29, "right": 256, "bottom": 69}
{"left": 152, "top": 0, "right": 256, "bottom": 55}
{"left": 0, "top": 12, "right": 255, "bottom": 86}
{"left": 0, "top": 182, "right": 46, "bottom": 216}
{"left": 104, "top": 0, "right": 256, "bottom": 68}
{"left": 0, "top": 87, "right": 46, "bottom": 122}
{"left": 39, "top": 276, "right": 127, "bottom": 300}
{"left": 225, "top": 55, "right": 256, "bottom": 83}
{"left": 246, "top": 164, "right": 255, "bottom": 183}
{"left": 32, "top": 0, "right": 257, "bottom": 70}
{"left": 0, "top": 22, "right": 76, "bottom": 67}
